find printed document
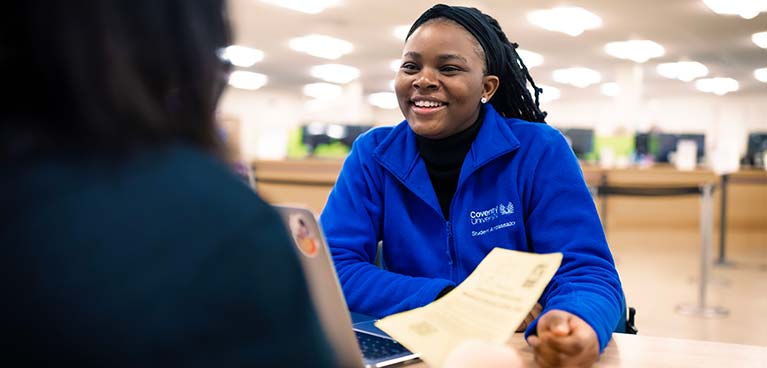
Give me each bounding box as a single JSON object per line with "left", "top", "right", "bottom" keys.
{"left": 375, "top": 248, "right": 562, "bottom": 367}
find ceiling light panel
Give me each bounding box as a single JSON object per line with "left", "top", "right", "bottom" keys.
{"left": 605, "top": 40, "right": 665, "bottom": 63}
{"left": 302, "top": 83, "right": 343, "bottom": 99}
{"left": 390, "top": 59, "right": 402, "bottom": 72}
{"left": 755, "top": 68, "right": 767, "bottom": 83}
{"left": 695, "top": 77, "right": 739, "bottom": 95}
{"left": 527, "top": 7, "right": 602, "bottom": 37}
{"left": 753, "top": 32, "right": 767, "bottom": 49}
{"left": 552, "top": 67, "right": 602, "bottom": 88}
{"left": 289, "top": 34, "right": 353, "bottom": 60}
{"left": 219, "top": 45, "right": 264, "bottom": 67}
{"left": 368, "top": 92, "right": 399, "bottom": 109}
{"left": 702, "top": 0, "right": 767, "bottom": 19}
{"left": 517, "top": 49, "right": 544, "bottom": 68}
{"left": 393, "top": 25, "right": 410, "bottom": 41}
{"left": 535, "top": 84, "right": 561, "bottom": 103}
{"left": 310, "top": 64, "right": 360, "bottom": 84}
{"left": 656, "top": 61, "right": 709, "bottom": 82}
{"left": 260, "top": 0, "right": 341, "bottom": 14}
{"left": 228, "top": 71, "right": 268, "bottom": 90}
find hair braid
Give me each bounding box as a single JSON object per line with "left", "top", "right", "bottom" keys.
{"left": 483, "top": 15, "right": 547, "bottom": 123}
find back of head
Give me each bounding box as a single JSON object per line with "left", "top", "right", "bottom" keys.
{"left": 407, "top": 4, "right": 547, "bottom": 123}
{"left": 0, "top": 0, "right": 232, "bottom": 160}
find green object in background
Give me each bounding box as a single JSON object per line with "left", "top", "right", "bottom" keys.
{"left": 287, "top": 127, "right": 309, "bottom": 158}
{"left": 593, "top": 135, "right": 635, "bottom": 160}
{"left": 313, "top": 142, "right": 350, "bottom": 157}
{"left": 286, "top": 127, "right": 351, "bottom": 159}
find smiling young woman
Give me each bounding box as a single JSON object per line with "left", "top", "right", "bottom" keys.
{"left": 395, "top": 19, "right": 498, "bottom": 139}
{"left": 320, "top": 4, "right": 624, "bottom": 368}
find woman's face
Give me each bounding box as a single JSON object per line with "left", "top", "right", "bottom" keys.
{"left": 395, "top": 20, "right": 499, "bottom": 139}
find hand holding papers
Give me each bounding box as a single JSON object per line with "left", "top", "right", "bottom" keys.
{"left": 375, "top": 248, "right": 563, "bottom": 367}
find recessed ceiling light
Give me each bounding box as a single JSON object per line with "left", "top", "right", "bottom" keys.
{"left": 517, "top": 49, "right": 544, "bottom": 68}
{"left": 310, "top": 64, "right": 360, "bottom": 84}
{"left": 552, "top": 67, "right": 602, "bottom": 88}
{"left": 390, "top": 59, "right": 402, "bottom": 72}
{"left": 393, "top": 25, "right": 411, "bottom": 41}
{"left": 228, "top": 71, "right": 267, "bottom": 90}
{"left": 218, "top": 45, "right": 264, "bottom": 67}
{"left": 600, "top": 82, "right": 621, "bottom": 97}
{"left": 695, "top": 77, "right": 739, "bottom": 95}
{"left": 702, "top": 0, "right": 766, "bottom": 20}
{"left": 604, "top": 40, "right": 665, "bottom": 63}
{"left": 289, "top": 34, "right": 353, "bottom": 60}
{"left": 656, "top": 61, "right": 709, "bottom": 82}
{"left": 534, "top": 84, "right": 561, "bottom": 103}
{"left": 302, "top": 83, "right": 343, "bottom": 99}
{"left": 755, "top": 68, "right": 767, "bottom": 83}
{"left": 368, "top": 92, "right": 399, "bottom": 109}
{"left": 259, "top": 0, "right": 341, "bottom": 14}
{"left": 753, "top": 32, "right": 767, "bottom": 49}
{"left": 527, "top": 7, "right": 602, "bottom": 37}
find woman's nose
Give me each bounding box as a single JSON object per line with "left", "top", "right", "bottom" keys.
{"left": 413, "top": 69, "right": 438, "bottom": 90}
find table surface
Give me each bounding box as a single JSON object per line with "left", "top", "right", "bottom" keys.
{"left": 407, "top": 333, "right": 767, "bottom": 368}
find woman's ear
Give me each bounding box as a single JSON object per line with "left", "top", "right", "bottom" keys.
{"left": 482, "top": 75, "right": 500, "bottom": 102}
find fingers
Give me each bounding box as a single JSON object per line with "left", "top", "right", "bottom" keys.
{"left": 527, "top": 310, "right": 600, "bottom": 368}
{"left": 515, "top": 303, "right": 544, "bottom": 332}
{"left": 536, "top": 309, "right": 572, "bottom": 337}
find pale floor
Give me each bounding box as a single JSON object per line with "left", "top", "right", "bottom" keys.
{"left": 607, "top": 227, "right": 767, "bottom": 347}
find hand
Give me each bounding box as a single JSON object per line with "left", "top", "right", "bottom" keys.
{"left": 526, "top": 310, "right": 599, "bottom": 368}
{"left": 444, "top": 339, "right": 526, "bottom": 368}
{"left": 516, "top": 303, "right": 543, "bottom": 332}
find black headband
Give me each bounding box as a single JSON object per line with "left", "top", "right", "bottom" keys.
{"left": 406, "top": 4, "right": 507, "bottom": 78}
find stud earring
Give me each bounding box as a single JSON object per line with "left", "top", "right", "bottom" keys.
{"left": 480, "top": 97, "right": 487, "bottom": 104}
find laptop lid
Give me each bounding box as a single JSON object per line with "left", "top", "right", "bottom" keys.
{"left": 274, "top": 206, "right": 419, "bottom": 368}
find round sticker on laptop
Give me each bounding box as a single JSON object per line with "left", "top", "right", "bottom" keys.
{"left": 288, "top": 213, "right": 319, "bottom": 257}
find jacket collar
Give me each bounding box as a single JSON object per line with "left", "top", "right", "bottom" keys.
{"left": 372, "top": 104, "right": 521, "bottom": 213}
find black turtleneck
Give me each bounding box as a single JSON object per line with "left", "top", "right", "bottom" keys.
{"left": 416, "top": 112, "right": 483, "bottom": 220}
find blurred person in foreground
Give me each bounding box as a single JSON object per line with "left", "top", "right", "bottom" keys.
{"left": 0, "top": 1, "right": 333, "bottom": 366}
{"left": 320, "top": 4, "right": 624, "bottom": 367}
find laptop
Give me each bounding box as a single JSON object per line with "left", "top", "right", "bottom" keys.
{"left": 274, "top": 205, "right": 421, "bottom": 368}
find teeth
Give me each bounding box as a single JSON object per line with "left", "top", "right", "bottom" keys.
{"left": 414, "top": 100, "right": 443, "bottom": 108}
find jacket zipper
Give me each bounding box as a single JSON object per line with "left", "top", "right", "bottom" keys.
{"left": 446, "top": 220, "right": 454, "bottom": 281}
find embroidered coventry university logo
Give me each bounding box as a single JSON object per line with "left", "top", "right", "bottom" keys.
{"left": 499, "top": 201, "right": 514, "bottom": 215}
{"left": 469, "top": 201, "right": 516, "bottom": 237}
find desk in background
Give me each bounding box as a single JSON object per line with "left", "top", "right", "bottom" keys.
{"left": 252, "top": 160, "right": 766, "bottom": 234}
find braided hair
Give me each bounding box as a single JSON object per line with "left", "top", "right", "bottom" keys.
{"left": 406, "top": 4, "right": 548, "bottom": 123}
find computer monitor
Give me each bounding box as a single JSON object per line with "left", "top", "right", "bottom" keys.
{"left": 301, "top": 123, "right": 372, "bottom": 155}
{"left": 744, "top": 132, "right": 767, "bottom": 166}
{"left": 634, "top": 133, "right": 650, "bottom": 157}
{"left": 655, "top": 133, "right": 679, "bottom": 163}
{"left": 561, "top": 128, "right": 594, "bottom": 159}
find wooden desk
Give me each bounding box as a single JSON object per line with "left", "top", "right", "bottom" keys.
{"left": 410, "top": 333, "right": 767, "bottom": 367}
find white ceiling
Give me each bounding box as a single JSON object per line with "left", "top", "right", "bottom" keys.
{"left": 228, "top": 0, "right": 767, "bottom": 101}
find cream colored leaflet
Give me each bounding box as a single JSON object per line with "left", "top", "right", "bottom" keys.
{"left": 375, "top": 248, "right": 562, "bottom": 367}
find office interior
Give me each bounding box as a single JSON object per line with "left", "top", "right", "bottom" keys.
{"left": 218, "top": 0, "right": 767, "bottom": 348}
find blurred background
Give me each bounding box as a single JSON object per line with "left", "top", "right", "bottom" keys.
{"left": 216, "top": 0, "right": 766, "bottom": 347}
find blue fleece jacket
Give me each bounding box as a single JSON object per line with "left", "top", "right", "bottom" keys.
{"left": 320, "top": 104, "right": 623, "bottom": 351}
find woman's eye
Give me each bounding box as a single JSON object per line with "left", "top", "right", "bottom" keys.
{"left": 400, "top": 63, "right": 419, "bottom": 73}
{"left": 441, "top": 66, "right": 461, "bottom": 73}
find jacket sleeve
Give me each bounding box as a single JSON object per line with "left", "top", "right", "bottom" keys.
{"left": 520, "top": 130, "right": 624, "bottom": 352}
{"left": 320, "top": 138, "right": 455, "bottom": 318}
